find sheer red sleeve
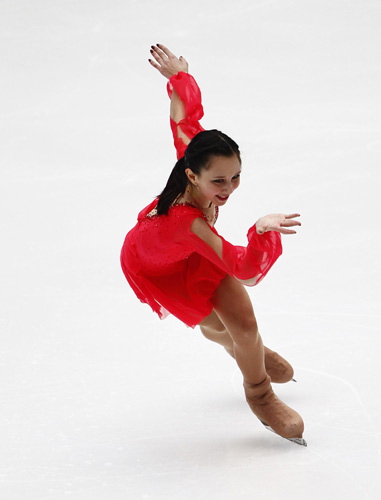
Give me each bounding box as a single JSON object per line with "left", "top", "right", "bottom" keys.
{"left": 167, "top": 72, "right": 205, "bottom": 159}
{"left": 175, "top": 215, "right": 283, "bottom": 286}
{"left": 220, "top": 226, "right": 283, "bottom": 285}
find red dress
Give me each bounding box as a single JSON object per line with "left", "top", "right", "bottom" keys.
{"left": 120, "top": 72, "right": 282, "bottom": 328}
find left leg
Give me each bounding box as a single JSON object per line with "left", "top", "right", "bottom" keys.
{"left": 200, "top": 311, "right": 294, "bottom": 383}
{"left": 208, "top": 275, "right": 304, "bottom": 440}
{"left": 199, "top": 310, "right": 234, "bottom": 356}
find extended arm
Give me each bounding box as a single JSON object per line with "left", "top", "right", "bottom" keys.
{"left": 185, "top": 213, "right": 301, "bottom": 286}
{"left": 149, "top": 44, "right": 205, "bottom": 158}
{"left": 149, "top": 44, "right": 188, "bottom": 137}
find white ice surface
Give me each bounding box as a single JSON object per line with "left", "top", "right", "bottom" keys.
{"left": 1, "top": 1, "right": 381, "bottom": 499}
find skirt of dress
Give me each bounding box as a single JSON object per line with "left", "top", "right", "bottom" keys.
{"left": 120, "top": 228, "right": 227, "bottom": 329}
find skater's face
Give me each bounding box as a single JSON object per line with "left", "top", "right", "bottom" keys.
{"left": 189, "top": 154, "right": 241, "bottom": 206}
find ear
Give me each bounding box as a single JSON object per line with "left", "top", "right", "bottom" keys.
{"left": 185, "top": 168, "right": 197, "bottom": 186}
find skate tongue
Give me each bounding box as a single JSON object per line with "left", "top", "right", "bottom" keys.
{"left": 259, "top": 420, "right": 307, "bottom": 447}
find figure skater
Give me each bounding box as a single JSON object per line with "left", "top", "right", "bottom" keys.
{"left": 120, "top": 44, "right": 306, "bottom": 446}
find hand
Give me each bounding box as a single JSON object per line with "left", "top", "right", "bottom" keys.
{"left": 148, "top": 44, "right": 189, "bottom": 79}
{"left": 255, "top": 213, "right": 301, "bottom": 235}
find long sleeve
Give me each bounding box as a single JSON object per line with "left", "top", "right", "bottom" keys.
{"left": 174, "top": 212, "right": 283, "bottom": 286}
{"left": 167, "top": 72, "right": 205, "bottom": 159}
{"left": 220, "top": 226, "right": 283, "bottom": 285}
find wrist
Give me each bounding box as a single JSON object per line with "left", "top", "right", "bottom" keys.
{"left": 169, "top": 70, "right": 188, "bottom": 80}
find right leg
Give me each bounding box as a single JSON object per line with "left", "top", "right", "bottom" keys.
{"left": 208, "top": 275, "right": 304, "bottom": 440}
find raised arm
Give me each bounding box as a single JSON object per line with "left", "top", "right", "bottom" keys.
{"left": 149, "top": 44, "right": 205, "bottom": 158}
{"left": 149, "top": 44, "right": 188, "bottom": 123}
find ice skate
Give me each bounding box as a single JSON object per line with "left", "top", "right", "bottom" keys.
{"left": 263, "top": 346, "right": 295, "bottom": 384}
{"left": 260, "top": 420, "right": 307, "bottom": 446}
{"left": 243, "top": 374, "right": 306, "bottom": 446}
{"left": 225, "top": 346, "right": 295, "bottom": 384}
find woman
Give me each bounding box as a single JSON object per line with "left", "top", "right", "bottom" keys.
{"left": 121, "top": 44, "right": 306, "bottom": 446}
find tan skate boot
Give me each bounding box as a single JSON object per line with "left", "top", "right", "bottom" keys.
{"left": 243, "top": 374, "right": 307, "bottom": 446}
{"left": 225, "top": 346, "right": 295, "bottom": 384}
{"left": 264, "top": 347, "right": 295, "bottom": 384}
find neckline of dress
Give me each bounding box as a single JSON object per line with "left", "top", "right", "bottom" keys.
{"left": 172, "top": 201, "right": 203, "bottom": 211}
{"left": 171, "top": 201, "right": 219, "bottom": 227}
{"left": 141, "top": 199, "right": 218, "bottom": 227}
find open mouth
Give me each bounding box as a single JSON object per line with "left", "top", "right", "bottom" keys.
{"left": 216, "top": 195, "right": 229, "bottom": 201}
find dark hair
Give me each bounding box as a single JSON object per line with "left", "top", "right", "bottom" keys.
{"left": 156, "top": 129, "right": 241, "bottom": 215}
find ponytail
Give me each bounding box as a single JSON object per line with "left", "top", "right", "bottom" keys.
{"left": 156, "top": 156, "right": 188, "bottom": 215}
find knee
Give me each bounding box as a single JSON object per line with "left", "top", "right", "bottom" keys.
{"left": 230, "top": 313, "right": 259, "bottom": 345}
{"left": 200, "top": 312, "right": 227, "bottom": 336}
{"left": 200, "top": 323, "right": 227, "bottom": 343}
{"left": 201, "top": 322, "right": 226, "bottom": 336}
{"left": 234, "top": 303, "right": 258, "bottom": 334}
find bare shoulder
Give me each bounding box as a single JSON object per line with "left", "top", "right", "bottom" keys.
{"left": 190, "top": 217, "right": 223, "bottom": 259}
{"left": 190, "top": 216, "right": 210, "bottom": 236}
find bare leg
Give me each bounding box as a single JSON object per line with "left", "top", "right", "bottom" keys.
{"left": 199, "top": 310, "right": 234, "bottom": 356}
{"left": 203, "top": 275, "right": 304, "bottom": 440}
{"left": 200, "top": 311, "right": 294, "bottom": 383}
{"left": 208, "top": 275, "right": 265, "bottom": 384}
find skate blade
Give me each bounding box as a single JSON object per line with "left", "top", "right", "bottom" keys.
{"left": 260, "top": 420, "right": 307, "bottom": 447}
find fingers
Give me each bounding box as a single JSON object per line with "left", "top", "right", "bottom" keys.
{"left": 148, "top": 58, "right": 162, "bottom": 71}
{"left": 150, "top": 44, "right": 175, "bottom": 63}
{"left": 281, "top": 213, "right": 301, "bottom": 230}
{"left": 150, "top": 45, "right": 166, "bottom": 64}
{"left": 278, "top": 228, "right": 297, "bottom": 235}
{"left": 279, "top": 215, "right": 300, "bottom": 234}
{"left": 180, "top": 55, "right": 189, "bottom": 67}
{"left": 280, "top": 219, "right": 301, "bottom": 228}
{"left": 285, "top": 213, "right": 300, "bottom": 219}
{"left": 156, "top": 43, "right": 174, "bottom": 58}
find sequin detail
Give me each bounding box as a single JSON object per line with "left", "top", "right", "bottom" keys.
{"left": 145, "top": 200, "right": 218, "bottom": 227}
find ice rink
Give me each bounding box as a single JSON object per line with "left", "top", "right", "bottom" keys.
{"left": 1, "top": 0, "right": 380, "bottom": 498}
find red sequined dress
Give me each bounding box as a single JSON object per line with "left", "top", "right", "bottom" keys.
{"left": 120, "top": 72, "right": 282, "bottom": 328}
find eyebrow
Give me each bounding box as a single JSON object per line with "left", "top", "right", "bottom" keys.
{"left": 212, "top": 170, "right": 242, "bottom": 179}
